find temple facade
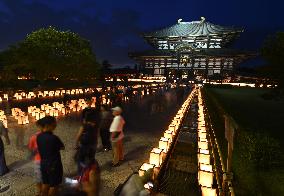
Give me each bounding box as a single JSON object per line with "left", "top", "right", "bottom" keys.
{"left": 129, "top": 17, "right": 255, "bottom": 78}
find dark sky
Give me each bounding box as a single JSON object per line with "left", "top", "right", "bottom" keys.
{"left": 0, "top": 0, "right": 283, "bottom": 67}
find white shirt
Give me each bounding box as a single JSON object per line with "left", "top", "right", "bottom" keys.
{"left": 109, "top": 115, "right": 125, "bottom": 141}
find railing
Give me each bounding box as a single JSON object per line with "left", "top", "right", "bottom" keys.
{"left": 201, "top": 88, "right": 237, "bottom": 196}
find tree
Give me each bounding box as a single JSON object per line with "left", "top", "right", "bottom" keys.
{"left": 0, "top": 27, "right": 99, "bottom": 81}
{"left": 261, "top": 32, "right": 284, "bottom": 88}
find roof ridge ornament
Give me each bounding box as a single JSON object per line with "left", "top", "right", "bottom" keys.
{"left": 177, "top": 19, "right": 183, "bottom": 24}
{"left": 200, "top": 16, "right": 206, "bottom": 23}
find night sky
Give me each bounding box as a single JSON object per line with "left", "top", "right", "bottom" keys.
{"left": 0, "top": 0, "right": 283, "bottom": 67}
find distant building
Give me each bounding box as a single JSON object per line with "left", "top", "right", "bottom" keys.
{"left": 129, "top": 17, "right": 256, "bottom": 78}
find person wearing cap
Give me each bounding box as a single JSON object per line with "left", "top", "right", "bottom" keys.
{"left": 109, "top": 106, "right": 125, "bottom": 167}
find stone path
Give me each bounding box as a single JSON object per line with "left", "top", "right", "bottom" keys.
{"left": 0, "top": 94, "right": 180, "bottom": 195}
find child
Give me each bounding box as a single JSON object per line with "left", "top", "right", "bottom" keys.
{"left": 37, "top": 116, "right": 65, "bottom": 196}
{"left": 28, "top": 118, "right": 45, "bottom": 196}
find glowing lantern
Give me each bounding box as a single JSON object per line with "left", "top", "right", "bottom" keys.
{"left": 138, "top": 163, "right": 155, "bottom": 177}
{"left": 54, "top": 109, "right": 59, "bottom": 117}
{"left": 24, "top": 115, "right": 29, "bottom": 124}
{"left": 168, "top": 125, "right": 176, "bottom": 132}
{"left": 35, "top": 112, "right": 40, "bottom": 120}
{"left": 149, "top": 148, "right": 163, "bottom": 167}
{"left": 159, "top": 137, "right": 169, "bottom": 152}
{"left": 61, "top": 107, "right": 66, "bottom": 115}
{"left": 164, "top": 130, "right": 173, "bottom": 141}
{"left": 198, "top": 141, "right": 208, "bottom": 150}
{"left": 198, "top": 132, "right": 207, "bottom": 139}
{"left": 49, "top": 109, "right": 54, "bottom": 116}
{"left": 18, "top": 116, "right": 25, "bottom": 125}
{"left": 198, "top": 153, "right": 210, "bottom": 165}
{"left": 200, "top": 163, "right": 213, "bottom": 172}
{"left": 201, "top": 187, "right": 217, "bottom": 196}
{"left": 198, "top": 170, "right": 213, "bottom": 188}
{"left": 199, "top": 149, "right": 209, "bottom": 155}
{"left": 3, "top": 94, "right": 8, "bottom": 100}
{"left": 40, "top": 112, "right": 45, "bottom": 119}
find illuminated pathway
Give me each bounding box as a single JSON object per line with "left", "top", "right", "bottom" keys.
{"left": 0, "top": 89, "right": 185, "bottom": 195}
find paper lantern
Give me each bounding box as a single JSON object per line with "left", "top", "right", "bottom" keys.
{"left": 149, "top": 148, "right": 163, "bottom": 167}
{"left": 18, "top": 116, "right": 24, "bottom": 125}
{"left": 32, "top": 110, "right": 36, "bottom": 117}
{"left": 138, "top": 163, "right": 155, "bottom": 177}
{"left": 198, "top": 132, "right": 207, "bottom": 140}
{"left": 24, "top": 115, "right": 29, "bottom": 124}
{"left": 159, "top": 137, "right": 169, "bottom": 152}
{"left": 49, "top": 109, "right": 54, "bottom": 116}
{"left": 198, "top": 153, "right": 210, "bottom": 165}
{"left": 168, "top": 125, "right": 176, "bottom": 132}
{"left": 61, "top": 107, "right": 66, "bottom": 115}
{"left": 200, "top": 163, "right": 213, "bottom": 172}
{"left": 198, "top": 141, "right": 208, "bottom": 150}
{"left": 164, "top": 130, "right": 173, "bottom": 140}
{"left": 201, "top": 187, "right": 217, "bottom": 196}
{"left": 198, "top": 170, "right": 213, "bottom": 188}
{"left": 199, "top": 149, "right": 209, "bottom": 155}
{"left": 35, "top": 112, "right": 40, "bottom": 120}
{"left": 54, "top": 109, "right": 59, "bottom": 117}
{"left": 40, "top": 112, "right": 45, "bottom": 119}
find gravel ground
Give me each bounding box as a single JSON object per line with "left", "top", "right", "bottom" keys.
{"left": 0, "top": 94, "right": 179, "bottom": 196}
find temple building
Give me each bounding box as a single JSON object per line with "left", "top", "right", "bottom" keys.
{"left": 129, "top": 17, "right": 255, "bottom": 78}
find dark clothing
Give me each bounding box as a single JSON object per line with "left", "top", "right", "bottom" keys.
{"left": 82, "top": 107, "right": 100, "bottom": 123}
{"left": 0, "top": 123, "right": 8, "bottom": 176}
{"left": 100, "top": 128, "right": 111, "bottom": 150}
{"left": 76, "top": 123, "right": 98, "bottom": 175}
{"left": 37, "top": 131, "right": 64, "bottom": 186}
{"left": 0, "top": 138, "right": 8, "bottom": 176}
{"left": 99, "top": 111, "right": 112, "bottom": 149}
{"left": 41, "top": 159, "right": 63, "bottom": 186}
{"left": 80, "top": 124, "right": 98, "bottom": 150}
{"left": 99, "top": 111, "right": 113, "bottom": 130}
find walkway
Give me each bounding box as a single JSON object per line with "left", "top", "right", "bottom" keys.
{"left": 0, "top": 91, "right": 181, "bottom": 195}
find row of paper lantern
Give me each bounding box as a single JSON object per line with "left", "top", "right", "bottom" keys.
{"left": 138, "top": 88, "right": 196, "bottom": 182}
{"left": 10, "top": 97, "right": 96, "bottom": 125}
{"left": 27, "top": 98, "right": 95, "bottom": 120}
{"left": 12, "top": 88, "right": 95, "bottom": 100}
{"left": 197, "top": 89, "right": 217, "bottom": 196}
{"left": 11, "top": 108, "right": 30, "bottom": 125}
{"left": 0, "top": 110, "right": 8, "bottom": 128}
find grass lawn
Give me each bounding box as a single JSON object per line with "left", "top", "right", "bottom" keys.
{"left": 204, "top": 86, "right": 284, "bottom": 196}
{"left": 208, "top": 87, "right": 284, "bottom": 144}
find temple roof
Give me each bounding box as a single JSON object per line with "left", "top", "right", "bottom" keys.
{"left": 143, "top": 17, "right": 243, "bottom": 38}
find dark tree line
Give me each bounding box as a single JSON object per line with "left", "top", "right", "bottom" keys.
{"left": 0, "top": 27, "right": 100, "bottom": 81}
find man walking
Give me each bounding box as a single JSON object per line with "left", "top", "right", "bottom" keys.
{"left": 109, "top": 106, "right": 125, "bottom": 167}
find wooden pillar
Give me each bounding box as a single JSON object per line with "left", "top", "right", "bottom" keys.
{"left": 222, "top": 115, "right": 236, "bottom": 196}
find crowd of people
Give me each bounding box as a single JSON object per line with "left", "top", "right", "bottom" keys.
{"left": 0, "top": 84, "right": 190, "bottom": 196}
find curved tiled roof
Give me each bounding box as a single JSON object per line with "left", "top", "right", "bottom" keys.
{"left": 143, "top": 17, "right": 243, "bottom": 37}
